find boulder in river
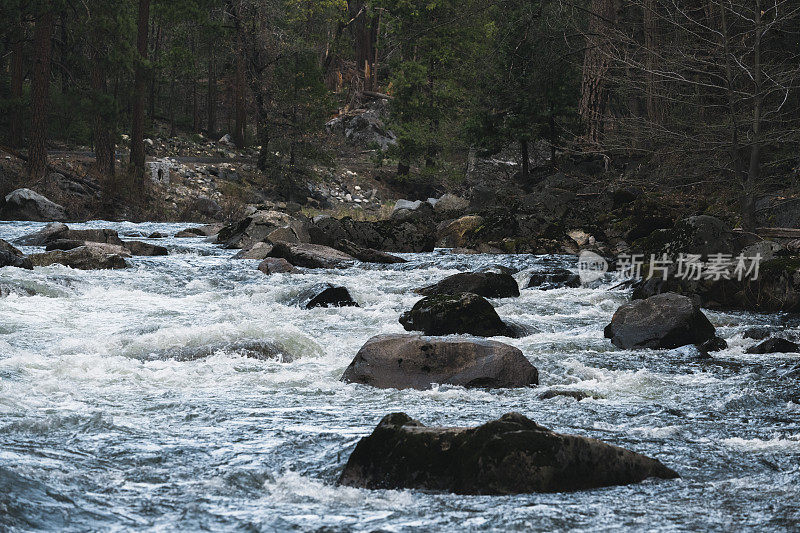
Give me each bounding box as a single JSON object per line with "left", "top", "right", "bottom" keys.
{"left": 28, "top": 245, "right": 129, "bottom": 270}
{"left": 337, "top": 412, "right": 679, "bottom": 494}
{"left": 341, "top": 334, "right": 537, "bottom": 390}
{"left": 334, "top": 239, "right": 406, "bottom": 264}
{"left": 217, "top": 210, "right": 300, "bottom": 249}
{"left": 527, "top": 268, "right": 581, "bottom": 290}
{"left": 418, "top": 272, "right": 520, "bottom": 299}
{"left": 0, "top": 188, "right": 67, "bottom": 221}
{"left": 745, "top": 338, "right": 800, "bottom": 354}
{"left": 14, "top": 222, "right": 69, "bottom": 245}
{"left": 258, "top": 257, "right": 296, "bottom": 275}
{"left": 123, "top": 241, "right": 169, "bottom": 256}
{"left": 297, "top": 284, "right": 359, "bottom": 309}
{"left": 604, "top": 292, "right": 716, "bottom": 349}
{"left": 0, "top": 239, "right": 33, "bottom": 269}
{"left": 234, "top": 242, "right": 274, "bottom": 260}
{"left": 400, "top": 292, "right": 520, "bottom": 338}
{"left": 268, "top": 242, "right": 354, "bottom": 269}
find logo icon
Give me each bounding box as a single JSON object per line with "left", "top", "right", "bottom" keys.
{"left": 578, "top": 250, "right": 608, "bottom": 284}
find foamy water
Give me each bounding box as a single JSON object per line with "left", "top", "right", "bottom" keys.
{"left": 0, "top": 220, "right": 798, "bottom": 531}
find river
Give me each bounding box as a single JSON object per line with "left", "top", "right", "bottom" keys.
{"left": 1, "top": 220, "right": 798, "bottom": 531}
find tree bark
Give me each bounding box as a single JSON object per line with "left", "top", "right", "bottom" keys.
{"left": 9, "top": 21, "right": 25, "bottom": 148}
{"left": 129, "top": 0, "right": 151, "bottom": 188}
{"left": 90, "top": 47, "right": 115, "bottom": 179}
{"left": 28, "top": 10, "right": 55, "bottom": 180}
{"left": 233, "top": 31, "right": 246, "bottom": 148}
{"left": 742, "top": 1, "right": 762, "bottom": 231}
{"left": 520, "top": 139, "right": 530, "bottom": 183}
{"left": 579, "top": 0, "right": 617, "bottom": 146}
{"left": 207, "top": 48, "right": 217, "bottom": 138}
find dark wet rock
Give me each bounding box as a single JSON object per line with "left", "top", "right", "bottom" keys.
{"left": 418, "top": 272, "right": 520, "bottom": 298}
{"left": 743, "top": 327, "right": 776, "bottom": 340}
{"left": 123, "top": 241, "right": 169, "bottom": 256}
{"left": 55, "top": 228, "right": 124, "bottom": 246}
{"left": 312, "top": 216, "right": 435, "bottom": 253}
{"left": 0, "top": 239, "right": 33, "bottom": 269}
{"left": 175, "top": 227, "right": 206, "bottom": 238}
{"left": 526, "top": 268, "right": 581, "bottom": 290}
{"left": 175, "top": 224, "right": 223, "bottom": 238}
{"left": 146, "top": 340, "right": 292, "bottom": 362}
{"left": 698, "top": 336, "right": 728, "bottom": 354}
{"left": 14, "top": 222, "right": 69, "bottom": 245}
{"left": 297, "top": 284, "right": 359, "bottom": 309}
{"left": 217, "top": 211, "right": 297, "bottom": 249}
{"left": 400, "top": 292, "right": 520, "bottom": 338}
{"left": 635, "top": 215, "right": 753, "bottom": 259}
{"left": 539, "top": 390, "right": 594, "bottom": 401}
{"left": 268, "top": 242, "right": 354, "bottom": 269}
{"left": 631, "top": 257, "right": 800, "bottom": 313}
{"left": 147, "top": 232, "right": 166, "bottom": 239}
{"left": 257, "top": 257, "right": 296, "bottom": 275}
{"left": 335, "top": 239, "right": 406, "bottom": 264}
{"left": 234, "top": 242, "right": 274, "bottom": 260}
{"left": 28, "top": 245, "right": 129, "bottom": 270}
{"left": 340, "top": 334, "right": 538, "bottom": 390}
{"left": 45, "top": 239, "right": 86, "bottom": 251}
{"left": 0, "top": 188, "right": 67, "bottom": 221}
{"left": 604, "top": 293, "right": 716, "bottom": 349}
{"left": 0, "top": 284, "right": 37, "bottom": 297}
{"left": 337, "top": 412, "right": 679, "bottom": 494}
{"left": 478, "top": 264, "right": 518, "bottom": 275}
{"left": 43, "top": 240, "right": 130, "bottom": 257}
{"left": 746, "top": 338, "right": 800, "bottom": 354}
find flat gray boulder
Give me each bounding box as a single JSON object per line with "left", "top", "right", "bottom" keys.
{"left": 604, "top": 292, "right": 716, "bottom": 349}
{"left": 338, "top": 412, "right": 679, "bottom": 494}
{"left": 29, "top": 245, "right": 128, "bottom": 270}
{"left": 341, "top": 334, "right": 538, "bottom": 390}
{"left": 0, "top": 188, "right": 67, "bottom": 221}
{"left": 268, "top": 241, "right": 353, "bottom": 269}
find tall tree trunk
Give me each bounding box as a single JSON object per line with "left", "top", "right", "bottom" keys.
{"left": 168, "top": 72, "right": 176, "bottom": 137}
{"left": 348, "top": 0, "right": 377, "bottom": 91}
{"left": 579, "top": 0, "right": 617, "bottom": 147}
{"left": 90, "top": 48, "right": 115, "bottom": 179}
{"left": 207, "top": 49, "right": 217, "bottom": 137}
{"left": 129, "top": 0, "right": 151, "bottom": 188}
{"left": 192, "top": 33, "right": 199, "bottom": 132}
{"left": 9, "top": 22, "right": 25, "bottom": 148}
{"left": 520, "top": 139, "right": 530, "bottom": 183}
{"left": 28, "top": 11, "right": 54, "bottom": 180}
{"left": 233, "top": 32, "right": 246, "bottom": 148}
{"left": 742, "top": 2, "right": 763, "bottom": 231}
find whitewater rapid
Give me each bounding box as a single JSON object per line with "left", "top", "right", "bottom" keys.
{"left": 0, "top": 220, "right": 798, "bottom": 531}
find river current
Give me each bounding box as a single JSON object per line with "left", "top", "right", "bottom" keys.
{"left": 0, "top": 220, "right": 798, "bottom": 532}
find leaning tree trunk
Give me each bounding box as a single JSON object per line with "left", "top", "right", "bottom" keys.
{"left": 129, "top": 0, "right": 151, "bottom": 190}
{"left": 579, "top": 0, "right": 617, "bottom": 147}
{"left": 28, "top": 10, "right": 55, "bottom": 180}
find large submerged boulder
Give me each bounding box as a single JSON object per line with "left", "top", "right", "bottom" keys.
{"left": 0, "top": 188, "right": 67, "bottom": 221}
{"left": 418, "top": 272, "right": 520, "bottom": 299}
{"left": 337, "top": 412, "right": 679, "bottom": 494}
{"left": 526, "top": 268, "right": 581, "bottom": 290}
{"left": 311, "top": 216, "right": 435, "bottom": 253}
{"left": 604, "top": 292, "right": 716, "bottom": 349}
{"left": 217, "top": 210, "right": 302, "bottom": 249}
{"left": 0, "top": 239, "right": 33, "bottom": 269}
{"left": 28, "top": 245, "right": 128, "bottom": 270}
{"left": 400, "top": 292, "right": 520, "bottom": 338}
{"left": 267, "top": 241, "right": 354, "bottom": 269}
{"left": 334, "top": 239, "right": 406, "bottom": 264}
{"left": 14, "top": 222, "right": 69, "bottom": 245}
{"left": 341, "top": 334, "right": 538, "bottom": 390}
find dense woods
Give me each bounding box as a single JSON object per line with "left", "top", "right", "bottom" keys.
{"left": 0, "top": 0, "right": 798, "bottom": 225}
